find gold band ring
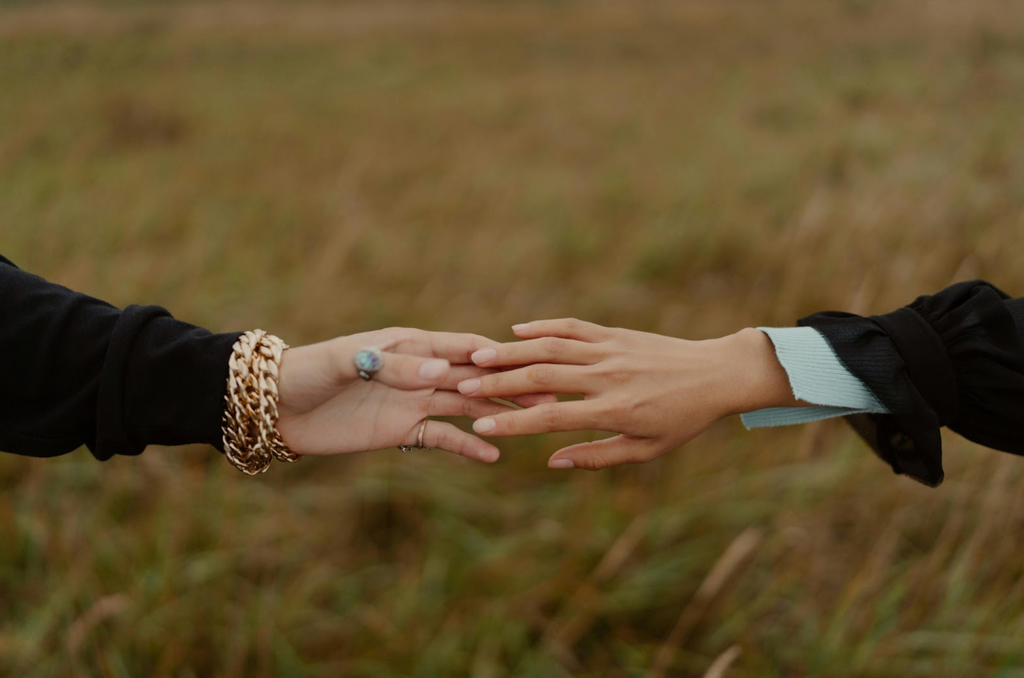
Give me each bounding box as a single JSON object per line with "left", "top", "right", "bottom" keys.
{"left": 400, "top": 419, "right": 430, "bottom": 452}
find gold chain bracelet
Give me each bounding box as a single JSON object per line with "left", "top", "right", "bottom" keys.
{"left": 221, "top": 330, "right": 301, "bottom": 475}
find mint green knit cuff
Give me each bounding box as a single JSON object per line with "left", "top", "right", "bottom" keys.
{"left": 740, "top": 326, "right": 888, "bottom": 429}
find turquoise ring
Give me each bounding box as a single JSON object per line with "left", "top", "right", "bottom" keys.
{"left": 353, "top": 346, "right": 384, "bottom": 380}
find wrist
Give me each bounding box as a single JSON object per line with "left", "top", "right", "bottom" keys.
{"left": 717, "top": 327, "right": 801, "bottom": 415}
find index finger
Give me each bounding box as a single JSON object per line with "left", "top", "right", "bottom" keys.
{"left": 369, "top": 330, "right": 561, "bottom": 405}
{"left": 512, "top": 318, "right": 612, "bottom": 342}
{"left": 393, "top": 329, "right": 502, "bottom": 363}
{"left": 470, "top": 337, "right": 602, "bottom": 368}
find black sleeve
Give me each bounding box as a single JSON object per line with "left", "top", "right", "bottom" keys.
{"left": 798, "top": 280, "right": 1024, "bottom": 487}
{"left": 0, "top": 253, "right": 242, "bottom": 460}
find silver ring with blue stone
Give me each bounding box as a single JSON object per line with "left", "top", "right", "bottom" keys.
{"left": 353, "top": 346, "right": 384, "bottom": 380}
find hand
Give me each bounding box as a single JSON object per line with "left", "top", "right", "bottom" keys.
{"left": 456, "top": 320, "right": 799, "bottom": 470}
{"left": 275, "top": 327, "right": 552, "bottom": 463}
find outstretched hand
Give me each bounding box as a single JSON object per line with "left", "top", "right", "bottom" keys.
{"left": 275, "top": 327, "right": 553, "bottom": 463}
{"left": 457, "top": 319, "right": 798, "bottom": 470}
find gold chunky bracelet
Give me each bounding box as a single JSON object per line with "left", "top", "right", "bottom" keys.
{"left": 221, "top": 330, "right": 301, "bottom": 475}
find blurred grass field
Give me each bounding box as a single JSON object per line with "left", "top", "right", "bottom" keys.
{"left": 2, "top": 0, "right": 1024, "bottom": 676}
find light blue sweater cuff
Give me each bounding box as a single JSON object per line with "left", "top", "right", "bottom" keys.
{"left": 740, "top": 326, "right": 888, "bottom": 429}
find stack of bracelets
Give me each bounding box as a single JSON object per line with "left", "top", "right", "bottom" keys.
{"left": 221, "top": 329, "right": 302, "bottom": 475}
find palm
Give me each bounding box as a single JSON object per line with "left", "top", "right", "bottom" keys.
{"left": 280, "top": 381, "right": 433, "bottom": 455}
{"left": 274, "top": 327, "right": 515, "bottom": 461}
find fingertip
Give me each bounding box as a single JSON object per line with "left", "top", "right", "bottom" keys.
{"left": 549, "top": 458, "right": 574, "bottom": 469}
{"left": 418, "top": 358, "right": 450, "bottom": 382}
{"left": 512, "top": 323, "right": 531, "bottom": 335}
{"left": 473, "top": 418, "right": 496, "bottom": 434}
{"left": 457, "top": 378, "right": 481, "bottom": 395}
{"left": 479, "top": 446, "right": 500, "bottom": 463}
{"left": 471, "top": 348, "right": 497, "bottom": 365}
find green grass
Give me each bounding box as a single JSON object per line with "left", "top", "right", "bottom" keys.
{"left": 2, "top": 1, "right": 1024, "bottom": 675}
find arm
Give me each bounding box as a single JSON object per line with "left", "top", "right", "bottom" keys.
{"left": 0, "top": 254, "right": 536, "bottom": 464}
{"left": 458, "top": 280, "right": 1024, "bottom": 483}
{"left": 0, "top": 254, "right": 237, "bottom": 459}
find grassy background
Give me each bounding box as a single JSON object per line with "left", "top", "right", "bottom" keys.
{"left": 2, "top": 1, "right": 1024, "bottom": 676}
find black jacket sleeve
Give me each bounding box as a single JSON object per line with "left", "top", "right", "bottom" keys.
{"left": 0, "top": 253, "right": 242, "bottom": 460}
{"left": 799, "top": 280, "right": 1024, "bottom": 486}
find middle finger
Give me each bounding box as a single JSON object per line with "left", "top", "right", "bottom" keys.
{"left": 458, "top": 364, "right": 588, "bottom": 399}
{"left": 470, "top": 337, "right": 602, "bottom": 368}
{"left": 443, "top": 364, "right": 560, "bottom": 408}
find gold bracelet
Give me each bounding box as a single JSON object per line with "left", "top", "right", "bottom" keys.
{"left": 221, "top": 330, "right": 301, "bottom": 475}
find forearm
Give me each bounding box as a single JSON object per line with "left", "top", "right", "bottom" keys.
{"left": 0, "top": 255, "right": 240, "bottom": 459}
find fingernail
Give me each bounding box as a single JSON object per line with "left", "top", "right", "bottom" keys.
{"left": 418, "top": 359, "right": 449, "bottom": 381}
{"left": 458, "top": 378, "right": 481, "bottom": 395}
{"left": 474, "top": 418, "right": 496, "bottom": 434}
{"left": 512, "top": 323, "right": 530, "bottom": 333}
{"left": 471, "top": 348, "right": 496, "bottom": 365}
{"left": 481, "top": 448, "right": 500, "bottom": 463}
{"left": 549, "top": 459, "right": 574, "bottom": 469}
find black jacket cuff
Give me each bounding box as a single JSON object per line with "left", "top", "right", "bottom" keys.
{"left": 91, "top": 305, "right": 242, "bottom": 459}
{"left": 799, "top": 280, "right": 1024, "bottom": 487}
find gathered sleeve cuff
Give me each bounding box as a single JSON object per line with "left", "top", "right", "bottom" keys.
{"left": 0, "top": 254, "right": 241, "bottom": 460}
{"left": 798, "top": 280, "right": 1024, "bottom": 487}
{"left": 93, "top": 305, "right": 242, "bottom": 459}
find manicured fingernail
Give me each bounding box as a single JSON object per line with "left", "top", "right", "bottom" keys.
{"left": 419, "top": 359, "right": 449, "bottom": 381}
{"left": 512, "top": 323, "right": 530, "bottom": 333}
{"left": 474, "top": 418, "right": 496, "bottom": 434}
{"left": 481, "top": 448, "right": 500, "bottom": 463}
{"left": 549, "top": 459, "right": 574, "bottom": 469}
{"left": 458, "top": 378, "right": 481, "bottom": 395}
{"left": 471, "top": 348, "right": 496, "bottom": 365}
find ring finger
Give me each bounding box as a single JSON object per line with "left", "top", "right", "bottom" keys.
{"left": 443, "top": 365, "right": 559, "bottom": 408}
{"left": 428, "top": 392, "right": 516, "bottom": 419}
{"left": 403, "top": 420, "right": 501, "bottom": 463}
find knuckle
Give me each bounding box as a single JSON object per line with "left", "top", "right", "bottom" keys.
{"left": 581, "top": 452, "right": 610, "bottom": 471}
{"left": 527, "top": 364, "right": 555, "bottom": 387}
{"left": 618, "top": 399, "right": 646, "bottom": 423}
{"left": 600, "top": 361, "right": 634, "bottom": 386}
{"left": 390, "top": 327, "right": 417, "bottom": 343}
{"left": 434, "top": 427, "right": 452, "bottom": 451}
{"left": 607, "top": 368, "right": 633, "bottom": 386}
{"left": 478, "top": 373, "right": 501, "bottom": 394}
{"left": 539, "top": 406, "right": 562, "bottom": 430}
{"left": 544, "top": 337, "right": 568, "bottom": 359}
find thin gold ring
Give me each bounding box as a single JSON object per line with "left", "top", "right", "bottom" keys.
{"left": 416, "top": 418, "right": 428, "bottom": 449}
{"left": 399, "top": 418, "right": 430, "bottom": 452}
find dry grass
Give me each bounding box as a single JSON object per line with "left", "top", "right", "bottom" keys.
{"left": 1, "top": 1, "right": 1024, "bottom": 676}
